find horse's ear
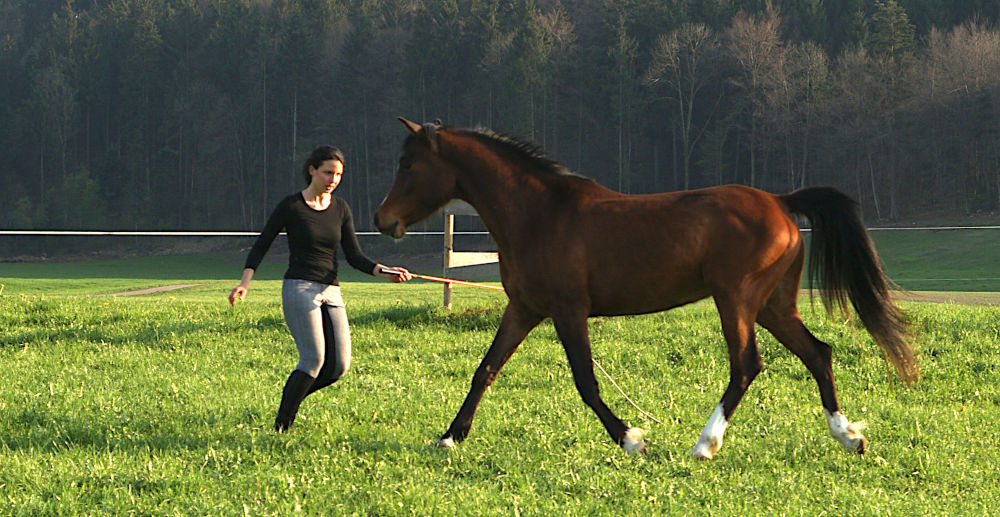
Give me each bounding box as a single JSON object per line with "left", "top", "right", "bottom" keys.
{"left": 422, "top": 123, "right": 440, "bottom": 153}
{"left": 399, "top": 117, "right": 422, "bottom": 134}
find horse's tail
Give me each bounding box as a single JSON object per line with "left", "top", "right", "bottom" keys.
{"left": 781, "top": 187, "right": 919, "bottom": 386}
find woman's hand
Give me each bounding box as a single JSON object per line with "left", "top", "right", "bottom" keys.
{"left": 375, "top": 265, "right": 413, "bottom": 283}
{"left": 229, "top": 285, "right": 248, "bottom": 305}
{"left": 231, "top": 268, "right": 255, "bottom": 305}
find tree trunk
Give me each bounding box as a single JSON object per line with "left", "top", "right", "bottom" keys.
{"left": 262, "top": 59, "right": 268, "bottom": 222}
{"left": 867, "top": 148, "right": 882, "bottom": 220}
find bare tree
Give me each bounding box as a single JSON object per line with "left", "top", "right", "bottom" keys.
{"left": 645, "top": 23, "right": 719, "bottom": 190}
{"left": 923, "top": 22, "right": 1000, "bottom": 212}
{"left": 725, "top": 6, "right": 786, "bottom": 188}
{"left": 782, "top": 41, "right": 830, "bottom": 190}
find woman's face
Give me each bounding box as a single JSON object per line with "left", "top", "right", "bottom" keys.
{"left": 310, "top": 159, "right": 343, "bottom": 193}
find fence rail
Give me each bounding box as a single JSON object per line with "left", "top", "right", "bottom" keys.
{"left": 4, "top": 226, "right": 1000, "bottom": 237}
{"left": 0, "top": 231, "right": 489, "bottom": 236}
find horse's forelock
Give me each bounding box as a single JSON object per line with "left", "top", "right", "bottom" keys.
{"left": 422, "top": 123, "right": 440, "bottom": 152}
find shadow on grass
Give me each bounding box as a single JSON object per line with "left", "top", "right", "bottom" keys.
{"left": 2, "top": 319, "right": 220, "bottom": 349}
{"left": 1, "top": 405, "right": 435, "bottom": 462}
{"left": 1, "top": 297, "right": 287, "bottom": 348}
{"left": 2, "top": 410, "right": 224, "bottom": 453}
{"left": 352, "top": 303, "right": 507, "bottom": 332}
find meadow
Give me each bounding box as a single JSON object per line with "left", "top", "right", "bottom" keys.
{"left": 1, "top": 232, "right": 999, "bottom": 515}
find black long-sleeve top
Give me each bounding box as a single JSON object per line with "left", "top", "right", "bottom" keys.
{"left": 244, "top": 192, "right": 377, "bottom": 285}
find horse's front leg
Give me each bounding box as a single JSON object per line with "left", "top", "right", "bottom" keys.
{"left": 552, "top": 311, "right": 647, "bottom": 455}
{"left": 438, "top": 302, "right": 542, "bottom": 448}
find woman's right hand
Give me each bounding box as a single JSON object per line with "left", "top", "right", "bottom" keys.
{"left": 229, "top": 285, "right": 248, "bottom": 306}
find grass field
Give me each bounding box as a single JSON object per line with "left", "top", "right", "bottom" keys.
{"left": 2, "top": 254, "right": 1000, "bottom": 514}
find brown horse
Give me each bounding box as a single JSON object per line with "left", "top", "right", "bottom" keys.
{"left": 375, "top": 118, "right": 918, "bottom": 459}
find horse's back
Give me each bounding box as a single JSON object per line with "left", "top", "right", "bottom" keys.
{"left": 570, "top": 185, "right": 802, "bottom": 315}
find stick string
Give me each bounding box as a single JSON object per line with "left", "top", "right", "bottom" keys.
{"left": 402, "top": 269, "right": 663, "bottom": 425}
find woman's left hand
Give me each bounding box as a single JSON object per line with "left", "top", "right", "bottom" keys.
{"left": 375, "top": 265, "right": 413, "bottom": 283}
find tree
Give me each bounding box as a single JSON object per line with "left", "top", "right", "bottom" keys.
{"left": 922, "top": 22, "right": 1000, "bottom": 212}
{"left": 645, "top": 22, "right": 719, "bottom": 190}
{"left": 30, "top": 62, "right": 78, "bottom": 202}
{"left": 725, "top": 6, "right": 786, "bottom": 188}
{"left": 782, "top": 40, "right": 830, "bottom": 189}
{"left": 866, "top": 0, "right": 916, "bottom": 59}
{"left": 47, "top": 167, "right": 107, "bottom": 229}
{"left": 337, "top": 0, "right": 413, "bottom": 222}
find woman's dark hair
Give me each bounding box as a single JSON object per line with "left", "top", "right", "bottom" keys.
{"left": 302, "top": 146, "right": 345, "bottom": 185}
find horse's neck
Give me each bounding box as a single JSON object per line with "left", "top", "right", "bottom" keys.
{"left": 453, "top": 160, "right": 547, "bottom": 249}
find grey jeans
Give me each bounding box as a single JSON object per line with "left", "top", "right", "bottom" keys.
{"left": 281, "top": 279, "right": 351, "bottom": 381}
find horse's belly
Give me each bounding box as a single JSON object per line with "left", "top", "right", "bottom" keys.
{"left": 587, "top": 280, "right": 711, "bottom": 317}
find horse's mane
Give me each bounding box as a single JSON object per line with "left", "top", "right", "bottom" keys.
{"left": 460, "top": 127, "right": 590, "bottom": 181}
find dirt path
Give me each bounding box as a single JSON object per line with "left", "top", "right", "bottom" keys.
{"left": 801, "top": 290, "right": 1000, "bottom": 306}
{"left": 893, "top": 291, "right": 1000, "bottom": 306}
{"left": 107, "top": 284, "right": 199, "bottom": 296}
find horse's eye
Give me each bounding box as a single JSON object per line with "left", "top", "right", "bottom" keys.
{"left": 399, "top": 158, "right": 412, "bottom": 170}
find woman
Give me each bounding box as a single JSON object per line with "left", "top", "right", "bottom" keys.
{"left": 229, "top": 145, "right": 412, "bottom": 432}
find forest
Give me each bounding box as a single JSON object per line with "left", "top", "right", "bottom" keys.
{"left": 2, "top": 0, "right": 999, "bottom": 232}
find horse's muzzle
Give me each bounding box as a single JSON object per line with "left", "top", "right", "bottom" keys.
{"left": 374, "top": 213, "right": 406, "bottom": 239}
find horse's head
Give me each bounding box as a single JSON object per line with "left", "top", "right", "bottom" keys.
{"left": 375, "top": 117, "right": 459, "bottom": 239}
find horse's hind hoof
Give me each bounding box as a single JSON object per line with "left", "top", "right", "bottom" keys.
{"left": 436, "top": 435, "right": 457, "bottom": 449}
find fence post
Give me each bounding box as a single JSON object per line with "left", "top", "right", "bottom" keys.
{"left": 441, "top": 201, "right": 499, "bottom": 308}
{"left": 442, "top": 212, "right": 455, "bottom": 309}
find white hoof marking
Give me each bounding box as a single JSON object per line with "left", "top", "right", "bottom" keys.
{"left": 691, "top": 436, "right": 721, "bottom": 460}
{"left": 622, "top": 427, "right": 647, "bottom": 455}
{"left": 691, "top": 404, "right": 729, "bottom": 460}
{"left": 436, "top": 436, "right": 456, "bottom": 449}
{"left": 825, "top": 410, "right": 867, "bottom": 453}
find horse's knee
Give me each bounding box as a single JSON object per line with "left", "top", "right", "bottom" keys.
{"left": 471, "top": 365, "right": 499, "bottom": 390}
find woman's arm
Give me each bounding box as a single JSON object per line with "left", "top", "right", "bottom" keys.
{"left": 231, "top": 199, "right": 287, "bottom": 305}
{"left": 339, "top": 200, "right": 412, "bottom": 282}
{"left": 244, "top": 199, "right": 288, "bottom": 271}
{"left": 339, "top": 202, "right": 379, "bottom": 274}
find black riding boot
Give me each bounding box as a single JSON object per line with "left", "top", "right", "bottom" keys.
{"left": 274, "top": 370, "right": 315, "bottom": 432}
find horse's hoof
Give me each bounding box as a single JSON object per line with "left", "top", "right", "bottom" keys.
{"left": 853, "top": 435, "right": 868, "bottom": 455}
{"left": 622, "top": 427, "right": 648, "bottom": 455}
{"left": 436, "top": 436, "right": 457, "bottom": 449}
{"left": 825, "top": 410, "right": 868, "bottom": 455}
{"left": 691, "top": 436, "right": 721, "bottom": 460}
{"left": 624, "top": 441, "right": 649, "bottom": 456}
{"left": 691, "top": 450, "right": 713, "bottom": 460}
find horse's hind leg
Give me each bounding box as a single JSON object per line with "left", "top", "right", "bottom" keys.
{"left": 757, "top": 298, "right": 867, "bottom": 454}
{"left": 438, "top": 301, "right": 542, "bottom": 448}
{"left": 692, "top": 296, "right": 763, "bottom": 460}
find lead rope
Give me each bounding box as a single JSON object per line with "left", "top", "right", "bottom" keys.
{"left": 591, "top": 357, "right": 663, "bottom": 425}
{"left": 388, "top": 268, "right": 664, "bottom": 426}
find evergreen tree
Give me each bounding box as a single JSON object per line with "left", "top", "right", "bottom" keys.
{"left": 867, "top": 0, "right": 917, "bottom": 58}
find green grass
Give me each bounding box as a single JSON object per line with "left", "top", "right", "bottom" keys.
{"left": 1, "top": 273, "right": 999, "bottom": 515}
{"left": 0, "top": 252, "right": 383, "bottom": 298}
{"left": 870, "top": 229, "right": 1000, "bottom": 291}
